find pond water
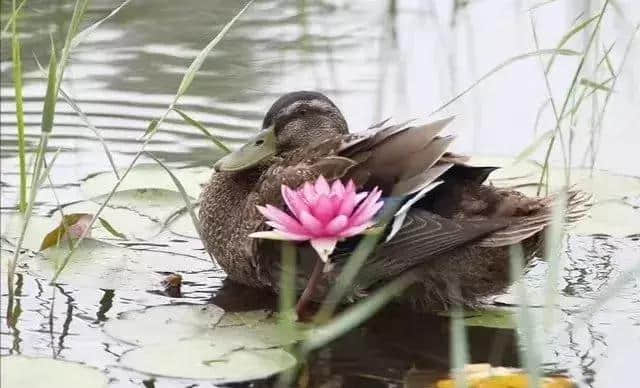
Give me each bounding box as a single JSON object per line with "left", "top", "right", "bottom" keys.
{"left": 1, "top": 0, "right": 639, "bottom": 387}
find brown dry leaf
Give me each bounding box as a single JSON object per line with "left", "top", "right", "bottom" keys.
{"left": 39, "top": 213, "right": 93, "bottom": 251}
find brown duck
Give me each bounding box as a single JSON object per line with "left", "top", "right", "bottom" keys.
{"left": 199, "top": 91, "right": 590, "bottom": 313}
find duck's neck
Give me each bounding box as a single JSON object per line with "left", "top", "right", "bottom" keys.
{"left": 199, "top": 167, "right": 266, "bottom": 287}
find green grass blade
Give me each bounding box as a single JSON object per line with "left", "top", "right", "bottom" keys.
{"left": 172, "top": 108, "right": 231, "bottom": 153}
{"left": 450, "top": 304, "right": 469, "bottom": 388}
{"left": 579, "top": 77, "right": 613, "bottom": 92}
{"left": 430, "top": 48, "right": 580, "bottom": 115}
{"left": 513, "top": 129, "right": 554, "bottom": 165}
{"left": 301, "top": 272, "right": 416, "bottom": 352}
{"left": 41, "top": 40, "right": 58, "bottom": 134}
{"left": 55, "top": 0, "right": 90, "bottom": 89}
{"left": 175, "top": 0, "right": 254, "bottom": 99}
{"left": 545, "top": 15, "right": 598, "bottom": 74}
{"left": 144, "top": 152, "right": 201, "bottom": 237}
{"left": 509, "top": 245, "right": 541, "bottom": 388}
{"left": 98, "top": 217, "right": 126, "bottom": 239}
{"left": 543, "top": 190, "right": 567, "bottom": 329}
{"left": 599, "top": 42, "right": 616, "bottom": 77}
{"left": 589, "top": 24, "right": 639, "bottom": 169}
{"left": 59, "top": 87, "right": 120, "bottom": 178}
{"left": 537, "top": 0, "right": 611, "bottom": 194}
{"left": 69, "top": 0, "right": 131, "bottom": 52}
{"left": 48, "top": 2, "right": 253, "bottom": 282}
{"left": 2, "top": 0, "right": 26, "bottom": 33}
{"left": 6, "top": 136, "right": 56, "bottom": 298}
{"left": 10, "top": 0, "right": 27, "bottom": 212}
{"left": 279, "top": 242, "right": 297, "bottom": 320}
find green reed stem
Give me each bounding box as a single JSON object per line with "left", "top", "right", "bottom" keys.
{"left": 11, "top": 0, "right": 27, "bottom": 213}
{"left": 49, "top": 1, "right": 254, "bottom": 283}
{"left": 537, "top": 0, "right": 610, "bottom": 195}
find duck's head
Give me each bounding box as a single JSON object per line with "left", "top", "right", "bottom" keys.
{"left": 214, "top": 91, "right": 348, "bottom": 172}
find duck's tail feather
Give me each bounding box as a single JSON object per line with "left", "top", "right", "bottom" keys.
{"left": 475, "top": 188, "right": 593, "bottom": 247}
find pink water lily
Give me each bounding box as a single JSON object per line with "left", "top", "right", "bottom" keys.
{"left": 249, "top": 175, "right": 383, "bottom": 263}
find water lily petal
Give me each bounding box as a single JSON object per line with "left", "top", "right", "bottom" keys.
{"left": 349, "top": 199, "right": 384, "bottom": 227}
{"left": 345, "top": 180, "right": 356, "bottom": 194}
{"left": 331, "top": 179, "right": 345, "bottom": 196}
{"left": 301, "top": 182, "right": 318, "bottom": 205}
{"left": 354, "top": 192, "right": 368, "bottom": 205}
{"left": 337, "top": 189, "right": 357, "bottom": 216}
{"left": 249, "top": 230, "right": 310, "bottom": 241}
{"left": 314, "top": 175, "right": 331, "bottom": 195}
{"left": 311, "top": 195, "right": 335, "bottom": 223}
{"left": 325, "top": 215, "right": 348, "bottom": 234}
{"left": 256, "top": 205, "right": 307, "bottom": 234}
{"left": 351, "top": 188, "right": 382, "bottom": 222}
{"left": 310, "top": 238, "right": 337, "bottom": 263}
{"left": 338, "top": 222, "right": 374, "bottom": 238}
{"left": 299, "top": 210, "right": 324, "bottom": 236}
{"left": 265, "top": 221, "right": 312, "bottom": 238}
{"left": 281, "top": 185, "right": 309, "bottom": 218}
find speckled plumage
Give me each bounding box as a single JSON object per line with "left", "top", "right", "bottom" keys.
{"left": 199, "top": 91, "right": 591, "bottom": 311}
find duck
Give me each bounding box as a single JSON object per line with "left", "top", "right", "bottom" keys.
{"left": 199, "top": 91, "right": 590, "bottom": 313}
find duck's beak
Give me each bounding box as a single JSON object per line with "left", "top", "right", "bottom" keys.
{"left": 214, "top": 125, "right": 277, "bottom": 172}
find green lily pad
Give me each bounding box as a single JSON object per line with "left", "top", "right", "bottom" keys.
{"left": 120, "top": 338, "right": 297, "bottom": 382}
{"left": 104, "top": 305, "right": 303, "bottom": 347}
{"left": 0, "top": 356, "right": 108, "bottom": 388}
{"left": 104, "top": 304, "right": 226, "bottom": 345}
{"left": 169, "top": 206, "right": 201, "bottom": 239}
{"left": 82, "top": 164, "right": 211, "bottom": 199}
{"left": 1, "top": 214, "right": 60, "bottom": 251}
{"left": 2, "top": 236, "right": 211, "bottom": 290}
{"left": 462, "top": 309, "right": 516, "bottom": 329}
{"left": 105, "top": 305, "right": 302, "bottom": 382}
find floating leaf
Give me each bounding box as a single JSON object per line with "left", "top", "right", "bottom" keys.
{"left": 461, "top": 309, "right": 516, "bottom": 329}
{"left": 82, "top": 164, "right": 211, "bottom": 199}
{"left": 104, "top": 304, "right": 225, "bottom": 345}
{"left": 104, "top": 305, "right": 303, "bottom": 347}
{"left": 120, "top": 339, "right": 296, "bottom": 382}
{"left": 0, "top": 356, "right": 108, "bottom": 388}
{"left": 105, "top": 305, "right": 300, "bottom": 382}
{"left": 39, "top": 213, "right": 93, "bottom": 251}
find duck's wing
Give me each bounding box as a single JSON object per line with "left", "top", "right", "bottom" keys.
{"left": 336, "top": 116, "right": 459, "bottom": 196}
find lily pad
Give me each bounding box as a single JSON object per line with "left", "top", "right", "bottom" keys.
{"left": 461, "top": 309, "right": 516, "bottom": 329}
{"left": 169, "top": 209, "right": 201, "bottom": 239}
{"left": 104, "top": 305, "right": 303, "bottom": 347}
{"left": 120, "top": 338, "right": 297, "bottom": 382}
{"left": 104, "top": 304, "right": 226, "bottom": 345}
{"left": 1, "top": 214, "right": 60, "bottom": 251}
{"left": 105, "top": 305, "right": 302, "bottom": 382}
{"left": 0, "top": 355, "right": 108, "bottom": 388}
{"left": 82, "top": 164, "right": 211, "bottom": 199}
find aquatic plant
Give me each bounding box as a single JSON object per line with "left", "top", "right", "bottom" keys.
{"left": 251, "top": 176, "right": 383, "bottom": 263}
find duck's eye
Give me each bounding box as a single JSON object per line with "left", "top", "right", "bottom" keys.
{"left": 255, "top": 139, "right": 264, "bottom": 146}
{"left": 299, "top": 109, "right": 307, "bottom": 116}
